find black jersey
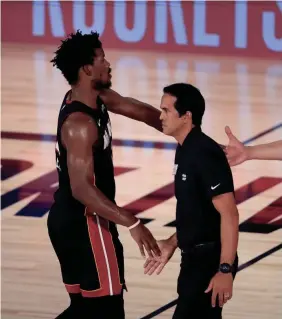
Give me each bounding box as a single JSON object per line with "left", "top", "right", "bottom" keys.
{"left": 53, "top": 91, "right": 115, "bottom": 207}
{"left": 47, "top": 92, "right": 125, "bottom": 298}
{"left": 174, "top": 126, "right": 234, "bottom": 250}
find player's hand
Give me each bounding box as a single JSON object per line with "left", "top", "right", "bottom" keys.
{"left": 224, "top": 126, "right": 248, "bottom": 166}
{"left": 205, "top": 272, "right": 233, "bottom": 308}
{"left": 129, "top": 222, "right": 161, "bottom": 259}
{"left": 143, "top": 239, "right": 176, "bottom": 275}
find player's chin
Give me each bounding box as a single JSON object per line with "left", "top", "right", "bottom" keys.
{"left": 102, "top": 80, "right": 112, "bottom": 89}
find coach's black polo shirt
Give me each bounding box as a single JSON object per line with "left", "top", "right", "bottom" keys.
{"left": 174, "top": 126, "right": 234, "bottom": 251}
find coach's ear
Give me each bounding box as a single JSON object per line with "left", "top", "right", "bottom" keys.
{"left": 183, "top": 111, "right": 192, "bottom": 122}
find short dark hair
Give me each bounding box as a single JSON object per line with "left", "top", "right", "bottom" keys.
{"left": 50, "top": 30, "right": 102, "bottom": 85}
{"left": 163, "top": 83, "right": 205, "bottom": 126}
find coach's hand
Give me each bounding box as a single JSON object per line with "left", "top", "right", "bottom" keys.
{"left": 129, "top": 222, "right": 161, "bottom": 259}
{"left": 143, "top": 239, "right": 176, "bottom": 275}
{"left": 205, "top": 272, "right": 233, "bottom": 308}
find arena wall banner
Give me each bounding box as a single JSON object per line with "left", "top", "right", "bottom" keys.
{"left": 1, "top": 1, "right": 282, "bottom": 58}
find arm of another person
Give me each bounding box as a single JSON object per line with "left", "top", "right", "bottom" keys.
{"left": 224, "top": 126, "right": 282, "bottom": 165}
{"left": 196, "top": 147, "right": 239, "bottom": 307}
{"left": 99, "top": 89, "right": 162, "bottom": 132}
{"left": 246, "top": 140, "right": 282, "bottom": 160}
{"left": 61, "top": 112, "right": 161, "bottom": 258}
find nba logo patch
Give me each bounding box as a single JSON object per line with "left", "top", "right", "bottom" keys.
{"left": 173, "top": 164, "right": 178, "bottom": 175}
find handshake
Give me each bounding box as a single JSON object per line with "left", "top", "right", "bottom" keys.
{"left": 128, "top": 219, "right": 177, "bottom": 275}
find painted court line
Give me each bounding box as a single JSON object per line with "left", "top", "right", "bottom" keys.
{"left": 1, "top": 122, "right": 281, "bottom": 149}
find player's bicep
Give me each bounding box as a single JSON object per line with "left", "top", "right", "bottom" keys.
{"left": 100, "top": 89, "right": 156, "bottom": 121}
{"left": 61, "top": 114, "right": 98, "bottom": 193}
{"left": 66, "top": 140, "right": 93, "bottom": 189}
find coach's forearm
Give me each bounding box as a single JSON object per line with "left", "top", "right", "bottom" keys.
{"left": 246, "top": 140, "right": 282, "bottom": 161}
{"left": 167, "top": 232, "right": 178, "bottom": 249}
{"left": 219, "top": 210, "right": 239, "bottom": 265}
{"left": 213, "top": 194, "right": 239, "bottom": 265}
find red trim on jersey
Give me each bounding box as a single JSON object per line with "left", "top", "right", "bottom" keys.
{"left": 85, "top": 213, "right": 111, "bottom": 297}
{"left": 99, "top": 217, "right": 123, "bottom": 295}
{"left": 65, "top": 284, "right": 81, "bottom": 294}
{"left": 90, "top": 173, "right": 122, "bottom": 294}
{"left": 81, "top": 212, "right": 122, "bottom": 297}
{"left": 76, "top": 165, "right": 122, "bottom": 297}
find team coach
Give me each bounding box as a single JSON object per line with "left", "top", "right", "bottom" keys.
{"left": 144, "top": 83, "right": 239, "bottom": 319}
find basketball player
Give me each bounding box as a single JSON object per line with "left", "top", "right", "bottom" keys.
{"left": 48, "top": 30, "right": 162, "bottom": 318}
{"left": 143, "top": 83, "right": 239, "bottom": 319}
{"left": 224, "top": 126, "right": 282, "bottom": 165}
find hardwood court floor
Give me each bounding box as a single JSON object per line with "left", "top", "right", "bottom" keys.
{"left": 1, "top": 43, "right": 282, "bottom": 319}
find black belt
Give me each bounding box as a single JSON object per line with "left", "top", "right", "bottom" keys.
{"left": 181, "top": 241, "right": 220, "bottom": 254}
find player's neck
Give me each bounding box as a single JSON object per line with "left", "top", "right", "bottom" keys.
{"left": 70, "top": 86, "right": 99, "bottom": 109}
{"left": 174, "top": 125, "right": 195, "bottom": 145}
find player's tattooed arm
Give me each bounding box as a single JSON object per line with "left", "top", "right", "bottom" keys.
{"left": 61, "top": 113, "right": 161, "bottom": 258}
{"left": 99, "top": 89, "right": 162, "bottom": 132}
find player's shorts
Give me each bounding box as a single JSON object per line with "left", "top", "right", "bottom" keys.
{"left": 47, "top": 203, "right": 126, "bottom": 299}
{"left": 66, "top": 292, "right": 125, "bottom": 319}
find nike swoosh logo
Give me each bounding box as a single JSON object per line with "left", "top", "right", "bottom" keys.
{"left": 211, "top": 183, "right": 220, "bottom": 190}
